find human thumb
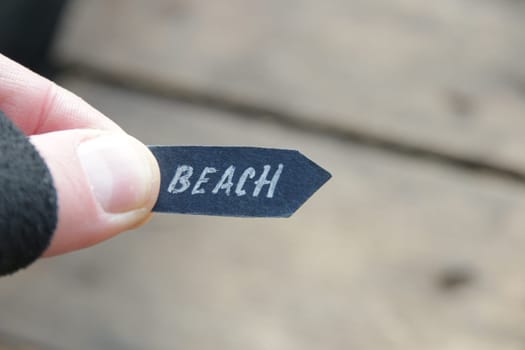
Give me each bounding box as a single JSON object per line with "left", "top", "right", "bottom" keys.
{"left": 30, "top": 129, "right": 160, "bottom": 257}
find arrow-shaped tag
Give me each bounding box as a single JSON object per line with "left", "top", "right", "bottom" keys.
{"left": 149, "top": 146, "right": 331, "bottom": 217}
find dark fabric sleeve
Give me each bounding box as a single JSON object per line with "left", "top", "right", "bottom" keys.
{"left": 0, "top": 110, "right": 57, "bottom": 276}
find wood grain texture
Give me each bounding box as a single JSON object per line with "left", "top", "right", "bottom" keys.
{"left": 55, "top": 0, "right": 525, "bottom": 172}
{"left": 0, "top": 78, "right": 524, "bottom": 350}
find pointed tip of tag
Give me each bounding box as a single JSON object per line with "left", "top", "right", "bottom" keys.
{"left": 278, "top": 151, "right": 331, "bottom": 218}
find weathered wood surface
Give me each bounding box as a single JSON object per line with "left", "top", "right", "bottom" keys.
{"left": 0, "top": 331, "right": 50, "bottom": 350}
{"left": 55, "top": 0, "right": 525, "bottom": 172}
{"left": 0, "top": 78, "right": 524, "bottom": 350}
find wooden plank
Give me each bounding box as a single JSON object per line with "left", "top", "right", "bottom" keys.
{"left": 0, "top": 331, "right": 53, "bottom": 350}
{"left": 0, "top": 78, "right": 524, "bottom": 349}
{"left": 55, "top": 0, "right": 525, "bottom": 172}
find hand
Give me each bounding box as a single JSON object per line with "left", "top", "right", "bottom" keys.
{"left": 0, "top": 54, "right": 161, "bottom": 257}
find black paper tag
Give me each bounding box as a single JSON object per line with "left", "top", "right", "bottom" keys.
{"left": 149, "top": 146, "right": 331, "bottom": 217}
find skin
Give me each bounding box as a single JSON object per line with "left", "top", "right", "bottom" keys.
{"left": 0, "top": 54, "right": 161, "bottom": 257}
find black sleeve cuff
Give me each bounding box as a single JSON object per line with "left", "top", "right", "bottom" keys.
{"left": 0, "top": 110, "right": 57, "bottom": 276}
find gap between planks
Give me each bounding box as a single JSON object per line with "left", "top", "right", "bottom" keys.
{"left": 57, "top": 62, "right": 525, "bottom": 187}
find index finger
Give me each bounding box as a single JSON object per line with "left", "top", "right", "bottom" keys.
{"left": 0, "top": 54, "right": 121, "bottom": 135}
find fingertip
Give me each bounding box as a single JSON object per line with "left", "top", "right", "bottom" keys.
{"left": 77, "top": 133, "right": 160, "bottom": 214}
{"left": 30, "top": 130, "right": 160, "bottom": 257}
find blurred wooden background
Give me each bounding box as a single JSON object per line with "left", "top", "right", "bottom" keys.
{"left": 1, "top": 0, "right": 525, "bottom": 349}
